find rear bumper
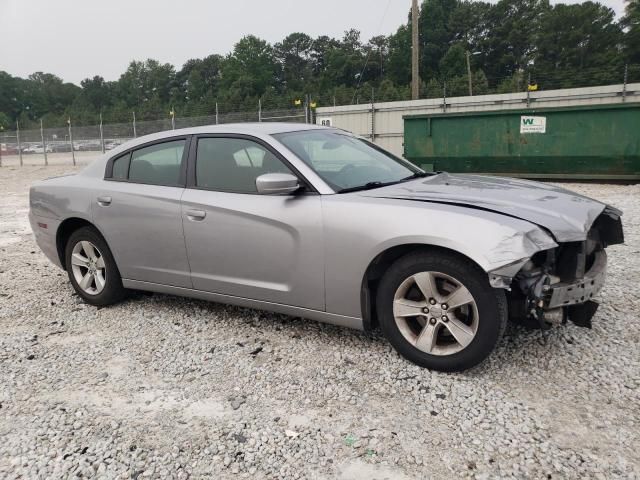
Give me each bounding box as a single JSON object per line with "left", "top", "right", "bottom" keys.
{"left": 29, "top": 212, "right": 63, "bottom": 268}
{"left": 546, "top": 250, "right": 607, "bottom": 309}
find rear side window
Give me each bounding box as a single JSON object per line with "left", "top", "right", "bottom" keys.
{"left": 128, "top": 140, "right": 186, "bottom": 186}
{"left": 111, "top": 153, "right": 130, "bottom": 180}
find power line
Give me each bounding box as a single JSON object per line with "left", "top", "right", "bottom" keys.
{"left": 351, "top": 0, "right": 394, "bottom": 104}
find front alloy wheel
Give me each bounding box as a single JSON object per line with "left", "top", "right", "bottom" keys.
{"left": 393, "top": 271, "right": 479, "bottom": 356}
{"left": 377, "top": 250, "right": 507, "bottom": 372}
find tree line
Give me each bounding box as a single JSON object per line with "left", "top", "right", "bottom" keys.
{"left": 1, "top": 0, "right": 639, "bottom": 130}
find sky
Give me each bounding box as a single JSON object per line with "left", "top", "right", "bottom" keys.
{"left": 0, "top": 0, "right": 627, "bottom": 85}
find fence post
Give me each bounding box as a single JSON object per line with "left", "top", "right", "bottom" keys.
{"left": 623, "top": 64, "right": 628, "bottom": 102}
{"left": 370, "top": 88, "right": 376, "bottom": 141}
{"left": 99, "top": 112, "right": 105, "bottom": 153}
{"left": 443, "top": 82, "right": 447, "bottom": 113}
{"left": 258, "top": 99, "right": 262, "bottom": 122}
{"left": 170, "top": 108, "right": 175, "bottom": 130}
{"left": 40, "top": 119, "right": 48, "bottom": 166}
{"left": 527, "top": 72, "right": 531, "bottom": 108}
{"left": 17, "top": 121, "right": 23, "bottom": 167}
{"left": 68, "top": 118, "right": 76, "bottom": 166}
{"left": 215, "top": 102, "right": 219, "bottom": 125}
{"left": 132, "top": 111, "right": 137, "bottom": 138}
{"left": 466, "top": 51, "right": 473, "bottom": 97}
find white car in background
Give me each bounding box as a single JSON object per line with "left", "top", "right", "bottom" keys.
{"left": 24, "top": 144, "right": 52, "bottom": 154}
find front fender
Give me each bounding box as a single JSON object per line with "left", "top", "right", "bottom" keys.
{"left": 322, "top": 196, "right": 557, "bottom": 318}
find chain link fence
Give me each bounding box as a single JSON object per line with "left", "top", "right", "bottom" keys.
{"left": 0, "top": 106, "right": 308, "bottom": 167}
{"left": 2, "top": 62, "right": 639, "bottom": 167}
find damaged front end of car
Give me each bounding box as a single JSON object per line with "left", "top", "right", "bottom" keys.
{"left": 490, "top": 206, "right": 624, "bottom": 330}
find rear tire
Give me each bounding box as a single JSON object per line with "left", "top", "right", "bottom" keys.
{"left": 376, "top": 250, "right": 507, "bottom": 372}
{"left": 64, "top": 226, "right": 127, "bottom": 306}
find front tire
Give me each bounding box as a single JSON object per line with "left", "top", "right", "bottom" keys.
{"left": 64, "top": 227, "right": 127, "bottom": 306}
{"left": 376, "top": 250, "right": 507, "bottom": 372}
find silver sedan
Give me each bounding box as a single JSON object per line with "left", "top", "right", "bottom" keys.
{"left": 29, "top": 123, "right": 624, "bottom": 371}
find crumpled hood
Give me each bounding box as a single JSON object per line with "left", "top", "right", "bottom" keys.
{"left": 360, "top": 173, "right": 619, "bottom": 242}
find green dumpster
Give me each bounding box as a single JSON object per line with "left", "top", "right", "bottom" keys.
{"left": 403, "top": 103, "right": 640, "bottom": 180}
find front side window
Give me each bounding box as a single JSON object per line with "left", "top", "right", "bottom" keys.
{"left": 273, "top": 130, "right": 423, "bottom": 192}
{"left": 196, "top": 137, "right": 292, "bottom": 193}
{"left": 128, "top": 139, "right": 185, "bottom": 186}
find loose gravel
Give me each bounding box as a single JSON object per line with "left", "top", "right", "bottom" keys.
{"left": 1, "top": 165, "right": 639, "bottom": 479}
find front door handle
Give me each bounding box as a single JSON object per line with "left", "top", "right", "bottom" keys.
{"left": 97, "top": 196, "right": 112, "bottom": 206}
{"left": 186, "top": 209, "right": 206, "bottom": 221}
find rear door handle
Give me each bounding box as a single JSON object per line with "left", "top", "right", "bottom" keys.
{"left": 97, "top": 196, "right": 112, "bottom": 206}
{"left": 185, "top": 209, "right": 206, "bottom": 221}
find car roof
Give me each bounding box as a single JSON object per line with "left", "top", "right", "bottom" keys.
{"left": 152, "top": 122, "right": 330, "bottom": 137}
{"left": 79, "top": 122, "right": 341, "bottom": 178}
{"left": 102, "top": 123, "right": 332, "bottom": 156}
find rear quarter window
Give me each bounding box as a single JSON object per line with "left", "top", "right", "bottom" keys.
{"left": 111, "top": 153, "right": 130, "bottom": 180}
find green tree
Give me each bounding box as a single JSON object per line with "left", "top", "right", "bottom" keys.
{"left": 178, "top": 55, "right": 223, "bottom": 102}
{"left": 419, "top": 0, "right": 461, "bottom": 82}
{"left": 0, "top": 111, "right": 10, "bottom": 130}
{"left": 80, "top": 76, "right": 113, "bottom": 111}
{"left": 480, "top": 0, "right": 551, "bottom": 84}
{"left": 221, "top": 36, "right": 277, "bottom": 100}
{"left": 116, "top": 59, "right": 176, "bottom": 116}
{"left": 439, "top": 43, "right": 468, "bottom": 79}
{"left": 534, "top": 2, "right": 623, "bottom": 88}
{"left": 622, "top": 0, "right": 640, "bottom": 64}
{"left": 274, "top": 33, "right": 314, "bottom": 91}
{"left": 386, "top": 24, "right": 412, "bottom": 86}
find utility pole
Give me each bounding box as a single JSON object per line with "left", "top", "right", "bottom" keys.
{"left": 466, "top": 51, "right": 473, "bottom": 96}
{"left": 411, "top": 0, "right": 420, "bottom": 100}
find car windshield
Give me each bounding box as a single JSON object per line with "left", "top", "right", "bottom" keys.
{"left": 273, "top": 130, "right": 425, "bottom": 192}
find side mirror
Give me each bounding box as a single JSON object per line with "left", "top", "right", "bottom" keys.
{"left": 255, "top": 173, "right": 301, "bottom": 195}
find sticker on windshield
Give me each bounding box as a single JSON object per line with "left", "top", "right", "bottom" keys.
{"left": 520, "top": 116, "right": 546, "bottom": 134}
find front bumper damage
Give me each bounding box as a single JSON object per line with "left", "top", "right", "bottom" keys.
{"left": 547, "top": 250, "right": 606, "bottom": 309}
{"left": 493, "top": 207, "right": 623, "bottom": 330}
{"left": 521, "top": 250, "right": 607, "bottom": 329}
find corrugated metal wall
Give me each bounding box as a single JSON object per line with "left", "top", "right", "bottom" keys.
{"left": 315, "top": 83, "right": 640, "bottom": 157}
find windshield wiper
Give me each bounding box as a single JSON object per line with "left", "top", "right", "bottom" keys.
{"left": 400, "top": 171, "right": 431, "bottom": 182}
{"left": 338, "top": 181, "right": 388, "bottom": 193}
{"left": 337, "top": 172, "right": 433, "bottom": 193}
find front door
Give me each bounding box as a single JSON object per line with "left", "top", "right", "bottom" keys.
{"left": 181, "top": 135, "right": 324, "bottom": 310}
{"left": 93, "top": 137, "right": 192, "bottom": 288}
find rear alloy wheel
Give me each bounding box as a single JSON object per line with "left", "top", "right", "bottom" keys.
{"left": 70, "top": 241, "right": 107, "bottom": 295}
{"left": 377, "top": 251, "right": 507, "bottom": 372}
{"left": 65, "top": 227, "right": 127, "bottom": 306}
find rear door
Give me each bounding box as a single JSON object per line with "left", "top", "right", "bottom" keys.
{"left": 180, "top": 135, "right": 324, "bottom": 310}
{"left": 93, "top": 136, "right": 192, "bottom": 288}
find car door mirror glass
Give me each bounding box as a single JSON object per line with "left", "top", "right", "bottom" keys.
{"left": 255, "top": 173, "right": 300, "bottom": 195}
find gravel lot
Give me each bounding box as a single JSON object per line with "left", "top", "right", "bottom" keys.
{"left": 1, "top": 165, "right": 638, "bottom": 479}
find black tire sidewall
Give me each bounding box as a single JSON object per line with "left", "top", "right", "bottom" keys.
{"left": 377, "top": 251, "right": 506, "bottom": 372}
{"left": 64, "top": 227, "right": 125, "bottom": 306}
